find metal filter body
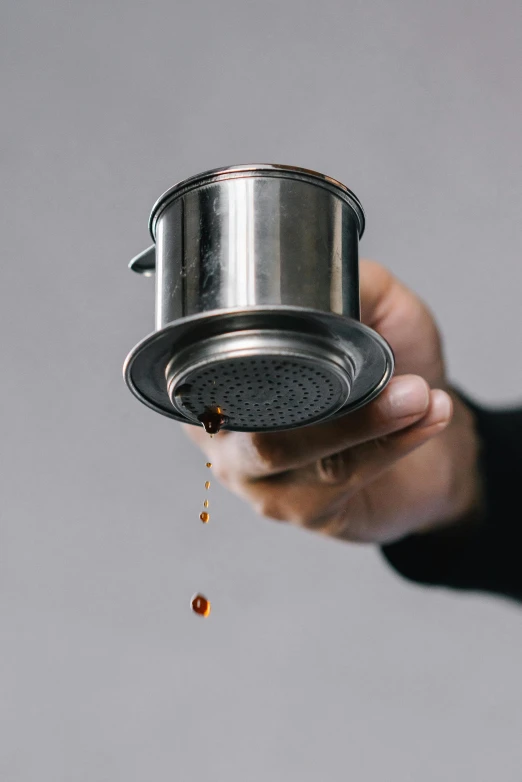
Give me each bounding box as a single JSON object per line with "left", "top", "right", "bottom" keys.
{"left": 124, "top": 165, "right": 394, "bottom": 432}
{"left": 125, "top": 308, "right": 393, "bottom": 432}
{"left": 166, "top": 328, "right": 353, "bottom": 430}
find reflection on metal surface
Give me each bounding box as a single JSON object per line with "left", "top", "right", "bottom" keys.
{"left": 124, "top": 165, "right": 393, "bottom": 433}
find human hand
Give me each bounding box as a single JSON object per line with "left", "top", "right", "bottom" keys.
{"left": 183, "top": 260, "right": 482, "bottom": 544}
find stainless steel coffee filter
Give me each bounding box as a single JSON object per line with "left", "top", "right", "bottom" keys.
{"left": 124, "top": 164, "right": 394, "bottom": 432}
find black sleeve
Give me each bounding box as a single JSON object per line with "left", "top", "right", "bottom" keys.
{"left": 381, "top": 389, "right": 522, "bottom": 602}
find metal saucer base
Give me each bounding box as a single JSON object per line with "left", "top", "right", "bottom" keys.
{"left": 123, "top": 306, "right": 395, "bottom": 432}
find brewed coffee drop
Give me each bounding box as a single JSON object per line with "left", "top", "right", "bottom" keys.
{"left": 191, "top": 594, "right": 211, "bottom": 617}
{"left": 198, "top": 408, "right": 226, "bottom": 435}
{"left": 192, "top": 411, "right": 218, "bottom": 615}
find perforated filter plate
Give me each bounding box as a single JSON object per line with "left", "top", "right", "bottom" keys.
{"left": 124, "top": 308, "right": 395, "bottom": 432}
{"left": 172, "top": 355, "right": 348, "bottom": 430}
{"left": 165, "top": 329, "right": 354, "bottom": 431}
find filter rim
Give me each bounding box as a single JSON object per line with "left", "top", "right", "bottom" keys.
{"left": 123, "top": 306, "right": 394, "bottom": 430}
{"left": 148, "top": 164, "right": 365, "bottom": 240}
{"left": 165, "top": 329, "right": 355, "bottom": 432}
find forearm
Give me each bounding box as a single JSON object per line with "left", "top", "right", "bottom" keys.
{"left": 381, "top": 389, "right": 522, "bottom": 602}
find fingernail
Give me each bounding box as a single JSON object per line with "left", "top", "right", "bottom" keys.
{"left": 386, "top": 376, "right": 430, "bottom": 417}
{"left": 420, "top": 389, "right": 452, "bottom": 427}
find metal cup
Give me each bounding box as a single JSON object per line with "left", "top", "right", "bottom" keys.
{"left": 124, "top": 164, "right": 393, "bottom": 432}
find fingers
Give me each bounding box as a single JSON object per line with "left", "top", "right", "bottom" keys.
{"left": 184, "top": 374, "right": 431, "bottom": 481}
{"left": 359, "top": 260, "right": 444, "bottom": 383}
{"left": 358, "top": 259, "right": 396, "bottom": 329}
{"left": 232, "top": 389, "right": 453, "bottom": 538}
{"left": 313, "top": 388, "right": 452, "bottom": 490}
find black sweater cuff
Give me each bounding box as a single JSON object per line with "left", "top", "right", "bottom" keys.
{"left": 381, "top": 389, "right": 522, "bottom": 602}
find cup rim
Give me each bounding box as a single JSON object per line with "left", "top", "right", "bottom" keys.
{"left": 148, "top": 163, "right": 365, "bottom": 241}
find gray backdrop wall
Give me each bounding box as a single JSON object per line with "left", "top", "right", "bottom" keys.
{"left": 2, "top": 1, "right": 522, "bottom": 780}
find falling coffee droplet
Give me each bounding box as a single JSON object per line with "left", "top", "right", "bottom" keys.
{"left": 200, "top": 470, "right": 211, "bottom": 522}
{"left": 193, "top": 412, "right": 220, "bottom": 616}
{"left": 197, "top": 408, "right": 226, "bottom": 435}
{"left": 191, "top": 594, "right": 211, "bottom": 617}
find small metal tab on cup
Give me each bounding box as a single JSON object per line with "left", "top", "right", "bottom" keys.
{"left": 129, "top": 245, "right": 156, "bottom": 276}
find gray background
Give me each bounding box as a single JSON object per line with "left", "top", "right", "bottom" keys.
{"left": 1, "top": 0, "right": 522, "bottom": 780}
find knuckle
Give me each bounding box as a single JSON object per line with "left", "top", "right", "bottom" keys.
{"left": 316, "top": 452, "right": 352, "bottom": 484}
{"left": 212, "top": 461, "right": 231, "bottom": 486}
{"left": 371, "top": 434, "right": 390, "bottom": 456}
{"left": 254, "top": 497, "right": 289, "bottom": 522}
{"left": 293, "top": 507, "right": 323, "bottom": 527}
{"left": 245, "top": 432, "right": 290, "bottom": 473}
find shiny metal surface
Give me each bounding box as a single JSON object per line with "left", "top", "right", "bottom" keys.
{"left": 124, "top": 165, "right": 394, "bottom": 431}
{"left": 134, "top": 164, "right": 364, "bottom": 330}
{"left": 124, "top": 306, "right": 394, "bottom": 431}
{"left": 154, "top": 170, "right": 361, "bottom": 329}
{"left": 165, "top": 328, "right": 354, "bottom": 431}
{"left": 148, "top": 164, "right": 366, "bottom": 239}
